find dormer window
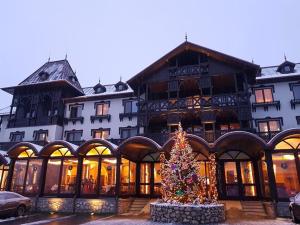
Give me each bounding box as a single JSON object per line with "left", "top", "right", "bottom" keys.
{"left": 93, "top": 83, "right": 106, "bottom": 94}
{"left": 284, "top": 66, "right": 291, "bottom": 73}
{"left": 115, "top": 81, "right": 128, "bottom": 92}
{"left": 277, "top": 61, "right": 295, "bottom": 74}
{"left": 39, "top": 71, "right": 49, "bottom": 81}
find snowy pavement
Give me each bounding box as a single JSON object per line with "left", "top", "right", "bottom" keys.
{"left": 82, "top": 215, "right": 294, "bottom": 225}
{"left": 0, "top": 214, "right": 294, "bottom": 225}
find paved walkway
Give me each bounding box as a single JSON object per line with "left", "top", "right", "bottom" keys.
{"left": 83, "top": 215, "right": 294, "bottom": 225}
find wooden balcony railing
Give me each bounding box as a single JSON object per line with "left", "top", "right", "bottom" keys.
{"left": 168, "top": 64, "right": 209, "bottom": 76}
{"left": 139, "top": 93, "right": 249, "bottom": 113}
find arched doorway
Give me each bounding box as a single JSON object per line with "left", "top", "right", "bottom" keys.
{"left": 118, "top": 136, "right": 161, "bottom": 197}
{"left": 215, "top": 131, "right": 267, "bottom": 200}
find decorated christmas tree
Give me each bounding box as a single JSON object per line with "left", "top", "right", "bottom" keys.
{"left": 160, "top": 123, "right": 218, "bottom": 204}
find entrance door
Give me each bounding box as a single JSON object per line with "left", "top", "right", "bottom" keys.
{"left": 223, "top": 160, "right": 257, "bottom": 199}
{"left": 139, "top": 162, "right": 162, "bottom": 197}
{"left": 140, "top": 163, "right": 151, "bottom": 195}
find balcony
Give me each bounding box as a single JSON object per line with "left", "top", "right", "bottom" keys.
{"left": 139, "top": 93, "right": 250, "bottom": 113}
{"left": 291, "top": 99, "right": 300, "bottom": 109}
{"left": 64, "top": 117, "right": 84, "bottom": 125}
{"left": 90, "top": 114, "right": 111, "bottom": 123}
{"left": 252, "top": 101, "right": 280, "bottom": 112}
{"left": 143, "top": 128, "right": 256, "bottom": 145}
{"left": 168, "top": 64, "right": 209, "bottom": 77}
{"left": 257, "top": 131, "right": 280, "bottom": 142}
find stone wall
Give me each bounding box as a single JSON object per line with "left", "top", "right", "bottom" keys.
{"left": 36, "top": 197, "right": 75, "bottom": 213}
{"left": 34, "top": 197, "right": 116, "bottom": 214}
{"left": 118, "top": 198, "right": 133, "bottom": 214}
{"left": 75, "top": 198, "right": 116, "bottom": 214}
{"left": 276, "top": 202, "right": 290, "bottom": 217}
{"left": 150, "top": 203, "right": 225, "bottom": 224}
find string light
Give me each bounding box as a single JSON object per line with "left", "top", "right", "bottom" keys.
{"left": 160, "top": 123, "right": 218, "bottom": 204}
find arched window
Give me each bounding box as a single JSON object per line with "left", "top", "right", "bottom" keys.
{"left": 44, "top": 147, "right": 78, "bottom": 196}
{"left": 272, "top": 137, "right": 300, "bottom": 199}
{"left": 81, "top": 145, "right": 116, "bottom": 196}
{"left": 194, "top": 152, "right": 210, "bottom": 196}
{"left": 11, "top": 149, "right": 42, "bottom": 195}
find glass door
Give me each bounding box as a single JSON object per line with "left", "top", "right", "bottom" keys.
{"left": 240, "top": 161, "right": 257, "bottom": 198}
{"left": 224, "top": 162, "right": 239, "bottom": 198}
{"left": 223, "top": 161, "right": 257, "bottom": 199}
{"left": 140, "top": 163, "right": 151, "bottom": 195}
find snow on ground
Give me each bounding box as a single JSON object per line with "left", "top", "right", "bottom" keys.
{"left": 82, "top": 216, "right": 294, "bottom": 225}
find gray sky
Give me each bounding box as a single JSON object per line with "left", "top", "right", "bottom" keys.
{"left": 0, "top": 0, "right": 299, "bottom": 111}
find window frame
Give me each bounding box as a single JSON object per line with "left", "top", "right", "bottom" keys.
{"left": 33, "top": 129, "right": 48, "bottom": 141}
{"left": 65, "top": 130, "right": 83, "bottom": 142}
{"left": 43, "top": 150, "right": 78, "bottom": 197}
{"left": 119, "top": 126, "right": 138, "bottom": 139}
{"left": 95, "top": 102, "right": 110, "bottom": 116}
{"left": 91, "top": 128, "right": 110, "bottom": 139}
{"left": 10, "top": 131, "right": 25, "bottom": 142}
{"left": 256, "top": 118, "right": 282, "bottom": 133}
{"left": 254, "top": 87, "right": 274, "bottom": 103}
{"left": 69, "top": 103, "right": 84, "bottom": 118}
{"left": 291, "top": 84, "right": 300, "bottom": 100}
{"left": 80, "top": 148, "right": 117, "bottom": 197}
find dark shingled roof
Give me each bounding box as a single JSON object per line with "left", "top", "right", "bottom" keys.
{"left": 2, "top": 59, "right": 83, "bottom": 94}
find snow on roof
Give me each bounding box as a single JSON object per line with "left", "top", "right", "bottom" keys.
{"left": 82, "top": 83, "right": 133, "bottom": 97}
{"left": 18, "top": 60, "right": 83, "bottom": 93}
{"left": 0, "top": 150, "right": 10, "bottom": 164}
{"left": 258, "top": 63, "right": 300, "bottom": 80}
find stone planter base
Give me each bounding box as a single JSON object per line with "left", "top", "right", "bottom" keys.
{"left": 150, "top": 202, "right": 225, "bottom": 224}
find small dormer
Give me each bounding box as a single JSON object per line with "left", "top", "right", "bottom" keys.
{"left": 38, "top": 71, "right": 49, "bottom": 81}
{"left": 93, "top": 82, "right": 106, "bottom": 94}
{"left": 115, "top": 81, "right": 128, "bottom": 92}
{"left": 277, "top": 61, "right": 295, "bottom": 74}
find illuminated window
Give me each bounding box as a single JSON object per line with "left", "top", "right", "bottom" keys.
{"left": 93, "top": 129, "right": 110, "bottom": 139}
{"left": 96, "top": 103, "right": 109, "bottom": 116}
{"left": 258, "top": 120, "right": 281, "bottom": 133}
{"left": 44, "top": 147, "right": 77, "bottom": 195}
{"left": 254, "top": 88, "right": 274, "bottom": 103}
{"left": 80, "top": 144, "right": 116, "bottom": 196}
{"left": 11, "top": 148, "right": 42, "bottom": 195}
{"left": 273, "top": 137, "right": 300, "bottom": 198}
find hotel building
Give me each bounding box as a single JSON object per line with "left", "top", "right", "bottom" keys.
{"left": 0, "top": 41, "right": 299, "bottom": 216}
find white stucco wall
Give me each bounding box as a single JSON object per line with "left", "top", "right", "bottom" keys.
{"left": 63, "top": 97, "right": 138, "bottom": 141}
{"left": 251, "top": 81, "right": 300, "bottom": 131}
{"left": 0, "top": 124, "right": 63, "bottom": 142}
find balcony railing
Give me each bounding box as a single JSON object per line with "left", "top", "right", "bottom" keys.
{"left": 143, "top": 128, "right": 259, "bottom": 145}
{"left": 139, "top": 93, "right": 249, "bottom": 113}
{"left": 168, "top": 64, "right": 209, "bottom": 76}
{"left": 257, "top": 131, "right": 280, "bottom": 142}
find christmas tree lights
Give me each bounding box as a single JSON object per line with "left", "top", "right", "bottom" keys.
{"left": 160, "top": 123, "right": 218, "bottom": 204}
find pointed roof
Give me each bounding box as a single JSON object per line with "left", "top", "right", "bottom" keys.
{"left": 276, "top": 60, "right": 296, "bottom": 73}
{"left": 2, "top": 59, "right": 83, "bottom": 95}
{"left": 128, "top": 41, "right": 260, "bottom": 87}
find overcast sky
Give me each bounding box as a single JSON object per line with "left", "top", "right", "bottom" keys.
{"left": 0, "top": 0, "right": 299, "bottom": 111}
